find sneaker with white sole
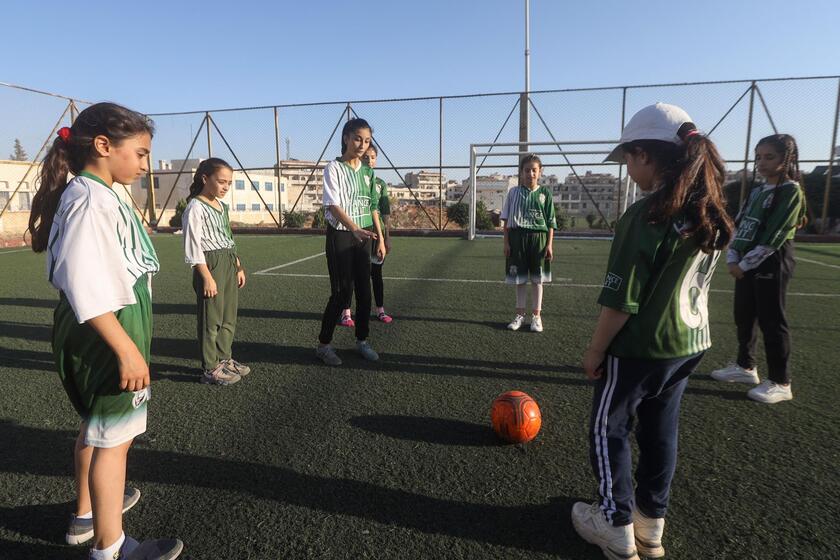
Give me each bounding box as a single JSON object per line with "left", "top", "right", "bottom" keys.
{"left": 116, "top": 536, "right": 184, "bottom": 559}
{"left": 571, "top": 501, "right": 640, "bottom": 560}
{"left": 530, "top": 315, "right": 543, "bottom": 332}
{"left": 222, "top": 358, "right": 251, "bottom": 377}
{"left": 507, "top": 314, "right": 525, "bottom": 331}
{"left": 316, "top": 344, "right": 342, "bottom": 366}
{"left": 67, "top": 488, "right": 141, "bottom": 545}
{"left": 356, "top": 340, "right": 379, "bottom": 361}
{"left": 747, "top": 380, "right": 793, "bottom": 404}
{"left": 709, "top": 363, "right": 759, "bottom": 384}
{"left": 632, "top": 508, "right": 665, "bottom": 558}
{"left": 200, "top": 363, "right": 241, "bottom": 385}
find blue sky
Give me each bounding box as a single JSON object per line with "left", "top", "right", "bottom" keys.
{"left": 2, "top": 0, "right": 838, "bottom": 180}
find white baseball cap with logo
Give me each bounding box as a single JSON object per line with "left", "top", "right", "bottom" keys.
{"left": 605, "top": 102, "right": 694, "bottom": 162}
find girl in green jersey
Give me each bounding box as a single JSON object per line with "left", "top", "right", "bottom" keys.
{"left": 573, "top": 103, "right": 733, "bottom": 560}
{"left": 28, "top": 103, "right": 183, "bottom": 559}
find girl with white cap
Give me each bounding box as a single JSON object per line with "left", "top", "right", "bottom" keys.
{"left": 572, "top": 103, "right": 734, "bottom": 560}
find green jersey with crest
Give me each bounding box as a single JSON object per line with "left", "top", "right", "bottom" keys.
{"left": 373, "top": 177, "right": 389, "bottom": 230}
{"left": 598, "top": 197, "right": 721, "bottom": 359}
{"left": 322, "top": 159, "right": 380, "bottom": 230}
{"left": 501, "top": 185, "right": 557, "bottom": 231}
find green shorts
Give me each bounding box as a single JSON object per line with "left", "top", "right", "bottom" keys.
{"left": 53, "top": 276, "right": 152, "bottom": 448}
{"left": 505, "top": 229, "right": 551, "bottom": 285}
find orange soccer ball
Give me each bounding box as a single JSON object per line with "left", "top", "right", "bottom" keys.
{"left": 490, "top": 391, "right": 542, "bottom": 443}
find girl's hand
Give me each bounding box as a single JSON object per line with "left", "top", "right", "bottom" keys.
{"left": 384, "top": 236, "right": 392, "bottom": 253}
{"left": 118, "top": 344, "right": 150, "bottom": 392}
{"left": 203, "top": 276, "right": 218, "bottom": 298}
{"left": 376, "top": 241, "right": 386, "bottom": 261}
{"left": 352, "top": 227, "right": 376, "bottom": 244}
{"left": 504, "top": 243, "right": 511, "bottom": 258}
{"left": 728, "top": 263, "right": 744, "bottom": 280}
{"left": 237, "top": 269, "right": 246, "bottom": 288}
{"left": 583, "top": 347, "right": 606, "bottom": 380}
{"left": 546, "top": 245, "right": 554, "bottom": 262}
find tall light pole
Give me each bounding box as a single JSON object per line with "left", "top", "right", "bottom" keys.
{"left": 519, "top": 0, "right": 530, "bottom": 160}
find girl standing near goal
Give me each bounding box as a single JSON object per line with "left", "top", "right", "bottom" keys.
{"left": 501, "top": 154, "right": 556, "bottom": 332}
{"left": 573, "top": 103, "right": 733, "bottom": 560}
{"left": 709, "top": 134, "right": 806, "bottom": 403}
{"left": 28, "top": 102, "right": 183, "bottom": 559}
{"left": 181, "top": 157, "right": 250, "bottom": 385}
{"left": 316, "top": 118, "right": 386, "bottom": 366}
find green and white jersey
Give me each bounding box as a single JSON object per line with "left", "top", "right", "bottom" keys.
{"left": 501, "top": 185, "right": 557, "bottom": 231}
{"left": 322, "top": 159, "right": 379, "bottom": 230}
{"left": 182, "top": 197, "right": 236, "bottom": 265}
{"left": 598, "top": 197, "right": 721, "bottom": 359}
{"left": 373, "top": 177, "right": 390, "bottom": 230}
{"left": 47, "top": 172, "right": 159, "bottom": 324}
{"left": 727, "top": 181, "right": 804, "bottom": 271}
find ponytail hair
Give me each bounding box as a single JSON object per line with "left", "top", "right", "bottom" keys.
{"left": 28, "top": 102, "right": 154, "bottom": 252}
{"left": 621, "top": 122, "right": 734, "bottom": 253}
{"left": 187, "top": 157, "right": 234, "bottom": 200}
{"left": 755, "top": 133, "right": 807, "bottom": 227}
{"left": 340, "top": 118, "right": 372, "bottom": 156}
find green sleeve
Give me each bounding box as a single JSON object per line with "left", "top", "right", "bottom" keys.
{"left": 368, "top": 171, "right": 380, "bottom": 215}
{"left": 756, "top": 184, "right": 803, "bottom": 249}
{"left": 544, "top": 188, "right": 557, "bottom": 229}
{"left": 597, "top": 208, "right": 662, "bottom": 314}
{"left": 377, "top": 179, "right": 391, "bottom": 216}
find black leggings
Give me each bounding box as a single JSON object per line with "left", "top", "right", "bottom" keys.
{"left": 371, "top": 263, "right": 384, "bottom": 308}
{"left": 319, "top": 226, "right": 372, "bottom": 344}
{"left": 734, "top": 241, "right": 795, "bottom": 384}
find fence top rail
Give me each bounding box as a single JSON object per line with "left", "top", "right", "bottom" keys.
{"left": 0, "top": 81, "right": 94, "bottom": 104}
{"left": 471, "top": 140, "right": 619, "bottom": 148}
{"left": 141, "top": 74, "right": 840, "bottom": 117}
{"left": 474, "top": 150, "right": 612, "bottom": 157}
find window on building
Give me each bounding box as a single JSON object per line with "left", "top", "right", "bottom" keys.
{"left": 252, "top": 181, "right": 259, "bottom": 190}
{"left": 236, "top": 203, "right": 246, "bottom": 211}
{"left": 251, "top": 203, "right": 261, "bottom": 211}
{"left": 235, "top": 180, "right": 245, "bottom": 190}
{"left": 280, "top": 184, "right": 285, "bottom": 192}
{"left": 264, "top": 181, "right": 273, "bottom": 191}
{"left": 267, "top": 203, "right": 274, "bottom": 211}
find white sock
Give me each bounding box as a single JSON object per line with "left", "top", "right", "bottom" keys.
{"left": 77, "top": 510, "right": 92, "bottom": 519}
{"left": 531, "top": 283, "right": 543, "bottom": 313}
{"left": 90, "top": 532, "right": 125, "bottom": 560}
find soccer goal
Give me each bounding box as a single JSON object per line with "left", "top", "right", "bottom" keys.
{"left": 466, "top": 140, "right": 622, "bottom": 240}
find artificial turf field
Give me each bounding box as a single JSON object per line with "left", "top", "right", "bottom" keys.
{"left": 1, "top": 235, "right": 838, "bottom": 560}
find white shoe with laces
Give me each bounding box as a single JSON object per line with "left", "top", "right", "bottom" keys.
{"left": 530, "top": 314, "right": 543, "bottom": 332}
{"left": 571, "top": 502, "right": 639, "bottom": 560}
{"left": 747, "top": 380, "right": 793, "bottom": 403}
{"left": 632, "top": 508, "right": 665, "bottom": 558}
{"left": 710, "top": 363, "right": 759, "bottom": 384}
{"left": 507, "top": 314, "right": 525, "bottom": 331}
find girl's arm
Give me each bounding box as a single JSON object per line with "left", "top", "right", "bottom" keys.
{"left": 371, "top": 209, "right": 386, "bottom": 259}
{"left": 583, "top": 307, "right": 631, "bottom": 380}
{"left": 86, "top": 312, "right": 150, "bottom": 392}
{"left": 546, "top": 227, "right": 554, "bottom": 261}
{"left": 503, "top": 224, "right": 511, "bottom": 257}
{"left": 236, "top": 256, "right": 246, "bottom": 288}
{"left": 328, "top": 205, "right": 376, "bottom": 242}
{"left": 194, "top": 264, "right": 218, "bottom": 297}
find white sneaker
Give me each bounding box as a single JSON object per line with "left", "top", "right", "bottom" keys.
{"left": 507, "top": 314, "right": 525, "bottom": 331}
{"left": 747, "top": 380, "right": 793, "bottom": 404}
{"left": 356, "top": 340, "right": 379, "bottom": 362}
{"left": 530, "top": 315, "right": 543, "bottom": 332}
{"left": 315, "top": 344, "right": 342, "bottom": 366}
{"left": 571, "top": 502, "right": 639, "bottom": 560}
{"left": 709, "top": 363, "right": 759, "bottom": 384}
{"left": 632, "top": 508, "right": 665, "bottom": 558}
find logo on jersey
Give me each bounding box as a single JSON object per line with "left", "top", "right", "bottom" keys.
{"left": 734, "top": 217, "right": 760, "bottom": 242}
{"left": 603, "top": 272, "right": 622, "bottom": 291}
{"left": 538, "top": 193, "right": 546, "bottom": 205}
{"left": 509, "top": 265, "right": 518, "bottom": 277}
{"left": 762, "top": 193, "right": 775, "bottom": 209}
{"left": 364, "top": 175, "right": 371, "bottom": 187}
{"left": 678, "top": 251, "right": 719, "bottom": 329}
{"left": 132, "top": 387, "right": 150, "bottom": 409}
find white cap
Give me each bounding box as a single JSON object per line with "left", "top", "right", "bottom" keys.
{"left": 605, "top": 102, "right": 694, "bottom": 162}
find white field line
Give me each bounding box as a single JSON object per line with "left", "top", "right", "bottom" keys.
{"left": 0, "top": 248, "right": 30, "bottom": 255}
{"left": 255, "top": 272, "right": 840, "bottom": 297}
{"left": 253, "top": 252, "right": 325, "bottom": 275}
{"left": 798, "top": 256, "right": 840, "bottom": 270}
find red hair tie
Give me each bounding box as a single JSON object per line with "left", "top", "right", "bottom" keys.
{"left": 57, "top": 127, "right": 72, "bottom": 142}
{"left": 684, "top": 129, "right": 700, "bottom": 139}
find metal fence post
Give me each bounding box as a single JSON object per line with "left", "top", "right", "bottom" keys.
{"left": 205, "top": 111, "right": 212, "bottom": 158}
{"left": 146, "top": 150, "right": 157, "bottom": 227}
{"left": 274, "top": 106, "right": 283, "bottom": 228}
{"left": 615, "top": 87, "right": 627, "bottom": 222}
{"left": 439, "top": 97, "right": 444, "bottom": 230}
{"left": 739, "top": 82, "right": 757, "bottom": 207}
{"left": 819, "top": 78, "right": 840, "bottom": 233}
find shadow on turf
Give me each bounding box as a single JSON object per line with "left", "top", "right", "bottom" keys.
{"left": 0, "top": 538, "right": 76, "bottom": 560}
{"left": 0, "top": 420, "right": 602, "bottom": 557}
{"left": 0, "top": 347, "right": 54, "bottom": 374}
{"left": 349, "top": 415, "right": 499, "bottom": 446}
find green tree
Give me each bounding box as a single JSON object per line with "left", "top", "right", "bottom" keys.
{"left": 475, "top": 200, "right": 495, "bottom": 230}
{"left": 169, "top": 199, "right": 187, "bottom": 228}
{"left": 585, "top": 213, "right": 597, "bottom": 228}
{"left": 553, "top": 204, "right": 568, "bottom": 232}
{"left": 446, "top": 202, "right": 469, "bottom": 228}
{"left": 311, "top": 207, "right": 327, "bottom": 229}
{"left": 9, "top": 139, "right": 27, "bottom": 161}
{"left": 283, "top": 210, "right": 306, "bottom": 228}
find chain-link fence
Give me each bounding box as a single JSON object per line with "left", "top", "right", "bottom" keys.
{"left": 3, "top": 76, "right": 839, "bottom": 240}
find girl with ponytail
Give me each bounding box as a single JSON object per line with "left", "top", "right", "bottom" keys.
{"left": 28, "top": 102, "right": 183, "bottom": 559}
{"left": 710, "top": 134, "right": 806, "bottom": 404}
{"left": 181, "top": 158, "right": 250, "bottom": 385}
{"left": 572, "top": 103, "right": 733, "bottom": 560}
